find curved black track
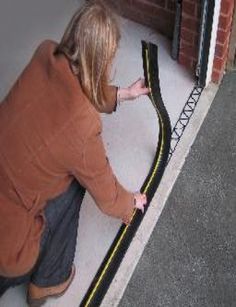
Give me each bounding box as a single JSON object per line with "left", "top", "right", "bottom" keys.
{"left": 80, "top": 41, "right": 172, "bottom": 307}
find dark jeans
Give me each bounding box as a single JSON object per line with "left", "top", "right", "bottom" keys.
{"left": 0, "top": 178, "right": 85, "bottom": 297}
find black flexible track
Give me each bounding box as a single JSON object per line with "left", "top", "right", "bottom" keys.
{"left": 80, "top": 41, "right": 172, "bottom": 307}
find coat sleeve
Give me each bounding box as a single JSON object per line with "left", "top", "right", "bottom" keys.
{"left": 71, "top": 119, "right": 134, "bottom": 225}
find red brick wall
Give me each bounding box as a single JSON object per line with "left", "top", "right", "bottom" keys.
{"left": 104, "top": 0, "right": 235, "bottom": 83}
{"left": 108, "top": 0, "right": 202, "bottom": 74}
{"left": 178, "top": 0, "right": 201, "bottom": 74}
{"left": 212, "top": 0, "right": 235, "bottom": 83}
{"left": 107, "top": 0, "right": 176, "bottom": 39}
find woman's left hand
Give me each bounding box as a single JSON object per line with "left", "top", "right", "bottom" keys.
{"left": 118, "top": 78, "right": 150, "bottom": 102}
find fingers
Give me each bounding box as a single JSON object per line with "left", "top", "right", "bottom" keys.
{"left": 133, "top": 78, "right": 147, "bottom": 89}
{"left": 137, "top": 78, "right": 150, "bottom": 96}
{"left": 127, "top": 78, "right": 150, "bottom": 101}
{"left": 133, "top": 86, "right": 150, "bottom": 98}
{"left": 140, "top": 193, "right": 147, "bottom": 203}
{"left": 134, "top": 193, "right": 148, "bottom": 214}
{"left": 140, "top": 87, "right": 150, "bottom": 95}
{"left": 143, "top": 194, "right": 147, "bottom": 204}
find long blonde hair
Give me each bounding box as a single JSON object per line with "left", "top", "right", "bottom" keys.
{"left": 54, "top": 0, "right": 120, "bottom": 110}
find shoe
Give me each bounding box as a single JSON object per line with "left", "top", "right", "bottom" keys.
{"left": 27, "top": 264, "right": 76, "bottom": 307}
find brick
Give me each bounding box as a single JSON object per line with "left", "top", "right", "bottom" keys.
{"left": 179, "top": 0, "right": 202, "bottom": 73}
{"left": 194, "top": 33, "right": 200, "bottom": 47}
{"left": 167, "top": 0, "right": 176, "bottom": 12}
{"left": 134, "top": 0, "right": 163, "bottom": 16}
{"left": 218, "top": 14, "right": 232, "bottom": 30}
{"left": 181, "top": 28, "right": 195, "bottom": 45}
{"left": 180, "top": 41, "right": 199, "bottom": 59}
{"left": 134, "top": 0, "right": 176, "bottom": 22}
{"left": 182, "top": 1, "right": 196, "bottom": 17}
{"left": 121, "top": 4, "right": 144, "bottom": 23}
{"left": 181, "top": 16, "right": 200, "bottom": 33}
{"left": 179, "top": 52, "right": 193, "bottom": 69}
{"left": 110, "top": 0, "right": 136, "bottom": 13}
{"left": 216, "top": 28, "right": 231, "bottom": 45}
{"left": 141, "top": 11, "right": 175, "bottom": 38}
{"left": 148, "top": 0, "right": 166, "bottom": 8}
{"left": 214, "top": 44, "right": 224, "bottom": 58}
{"left": 212, "top": 69, "right": 222, "bottom": 83}
{"left": 213, "top": 56, "right": 225, "bottom": 71}
{"left": 221, "top": 0, "right": 234, "bottom": 16}
{"left": 196, "top": 3, "right": 202, "bottom": 19}
{"left": 122, "top": 6, "right": 175, "bottom": 38}
{"left": 179, "top": 53, "right": 197, "bottom": 74}
{"left": 119, "top": 0, "right": 133, "bottom": 6}
{"left": 184, "top": 0, "right": 201, "bottom": 3}
{"left": 215, "top": 42, "right": 229, "bottom": 58}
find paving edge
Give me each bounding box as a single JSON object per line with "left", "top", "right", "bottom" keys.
{"left": 100, "top": 82, "right": 219, "bottom": 307}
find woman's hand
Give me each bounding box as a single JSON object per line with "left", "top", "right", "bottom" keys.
{"left": 118, "top": 78, "right": 150, "bottom": 102}
{"left": 133, "top": 192, "right": 148, "bottom": 213}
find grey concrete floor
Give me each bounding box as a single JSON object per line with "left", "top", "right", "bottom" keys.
{"left": 119, "top": 72, "right": 236, "bottom": 307}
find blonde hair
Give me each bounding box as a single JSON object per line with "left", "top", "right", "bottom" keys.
{"left": 54, "top": 0, "right": 120, "bottom": 110}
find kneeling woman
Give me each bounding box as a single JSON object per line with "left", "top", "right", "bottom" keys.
{"left": 0, "top": 0, "right": 148, "bottom": 305}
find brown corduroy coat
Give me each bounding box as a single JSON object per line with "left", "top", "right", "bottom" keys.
{"left": 0, "top": 40, "right": 134, "bottom": 278}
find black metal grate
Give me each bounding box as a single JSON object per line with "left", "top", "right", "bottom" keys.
{"left": 168, "top": 85, "right": 203, "bottom": 162}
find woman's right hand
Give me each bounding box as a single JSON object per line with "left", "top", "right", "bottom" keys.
{"left": 133, "top": 193, "right": 147, "bottom": 213}
{"left": 117, "top": 78, "right": 150, "bottom": 103}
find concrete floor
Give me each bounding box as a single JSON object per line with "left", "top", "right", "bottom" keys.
{"left": 119, "top": 72, "right": 236, "bottom": 307}
{"left": 0, "top": 1, "right": 195, "bottom": 306}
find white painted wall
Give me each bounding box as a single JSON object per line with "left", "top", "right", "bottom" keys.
{"left": 205, "top": 0, "right": 222, "bottom": 86}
